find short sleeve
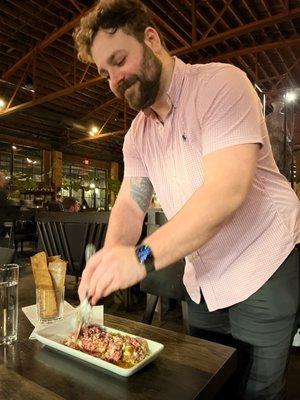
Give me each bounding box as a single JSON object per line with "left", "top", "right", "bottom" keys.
{"left": 123, "top": 126, "right": 148, "bottom": 177}
{"left": 200, "top": 65, "right": 264, "bottom": 156}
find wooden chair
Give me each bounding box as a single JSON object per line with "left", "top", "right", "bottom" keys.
{"left": 36, "top": 211, "right": 109, "bottom": 282}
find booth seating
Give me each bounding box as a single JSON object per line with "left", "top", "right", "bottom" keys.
{"left": 36, "top": 211, "right": 109, "bottom": 283}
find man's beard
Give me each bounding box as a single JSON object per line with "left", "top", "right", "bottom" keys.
{"left": 117, "top": 45, "right": 162, "bottom": 111}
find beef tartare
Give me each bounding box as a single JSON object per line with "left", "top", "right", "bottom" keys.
{"left": 63, "top": 325, "right": 150, "bottom": 368}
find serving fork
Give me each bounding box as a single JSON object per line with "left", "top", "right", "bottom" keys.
{"left": 74, "top": 243, "right": 96, "bottom": 340}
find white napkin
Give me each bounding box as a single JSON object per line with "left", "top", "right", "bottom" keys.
{"left": 293, "top": 328, "right": 300, "bottom": 347}
{"left": 22, "top": 302, "right": 104, "bottom": 340}
{"left": 22, "top": 301, "right": 76, "bottom": 339}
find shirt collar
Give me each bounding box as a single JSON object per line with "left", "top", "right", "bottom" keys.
{"left": 142, "top": 56, "right": 187, "bottom": 117}
{"left": 166, "top": 56, "right": 187, "bottom": 108}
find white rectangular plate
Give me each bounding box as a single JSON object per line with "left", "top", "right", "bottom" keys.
{"left": 35, "top": 315, "right": 164, "bottom": 377}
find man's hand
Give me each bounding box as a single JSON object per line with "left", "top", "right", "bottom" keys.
{"left": 78, "top": 245, "right": 147, "bottom": 305}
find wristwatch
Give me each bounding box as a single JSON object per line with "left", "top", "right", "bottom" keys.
{"left": 135, "top": 244, "right": 156, "bottom": 275}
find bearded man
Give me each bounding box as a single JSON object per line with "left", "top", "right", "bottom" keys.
{"left": 74, "top": 2, "right": 300, "bottom": 399}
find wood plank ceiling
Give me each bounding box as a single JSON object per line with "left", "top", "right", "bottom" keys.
{"left": 0, "top": 0, "right": 299, "bottom": 163}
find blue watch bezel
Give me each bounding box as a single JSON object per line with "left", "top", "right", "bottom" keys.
{"left": 136, "top": 244, "right": 152, "bottom": 263}
{"left": 135, "top": 244, "right": 156, "bottom": 274}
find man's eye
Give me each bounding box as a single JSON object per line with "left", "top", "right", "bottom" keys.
{"left": 117, "top": 57, "right": 125, "bottom": 66}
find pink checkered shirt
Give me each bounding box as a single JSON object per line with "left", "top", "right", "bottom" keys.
{"left": 123, "top": 57, "right": 300, "bottom": 311}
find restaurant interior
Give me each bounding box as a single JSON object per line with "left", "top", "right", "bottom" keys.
{"left": 0, "top": 1, "right": 299, "bottom": 399}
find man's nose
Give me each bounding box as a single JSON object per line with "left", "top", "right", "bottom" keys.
{"left": 109, "top": 69, "right": 124, "bottom": 90}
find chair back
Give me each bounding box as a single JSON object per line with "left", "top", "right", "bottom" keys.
{"left": 140, "top": 260, "right": 186, "bottom": 300}
{"left": 36, "top": 211, "right": 109, "bottom": 278}
{"left": 0, "top": 247, "right": 16, "bottom": 264}
{"left": 140, "top": 210, "right": 186, "bottom": 300}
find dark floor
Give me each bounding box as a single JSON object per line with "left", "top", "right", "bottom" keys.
{"left": 15, "top": 248, "right": 300, "bottom": 400}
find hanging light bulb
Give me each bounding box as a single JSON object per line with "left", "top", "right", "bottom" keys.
{"left": 0, "top": 98, "right": 6, "bottom": 109}
{"left": 89, "top": 126, "right": 99, "bottom": 136}
{"left": 284, "top": 91, "right": 297, "bottom": 103}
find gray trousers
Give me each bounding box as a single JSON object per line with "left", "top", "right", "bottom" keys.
{"left": 187, "top": 248, "right": 299, "bottom": 400}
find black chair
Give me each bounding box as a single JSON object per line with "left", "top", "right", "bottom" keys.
{"left": 140, "top": 260, "right": 189, "bottom": 332}
{"left": 36, "top": 211, "right": 109, "bottom": 282}
{"left": 14, "top": 218, "right": 38, "bottom": 253}
{"left": 140, "top": 210, "right": 188, "bottom": 332}
{"left": 0, "top": 247, "right": 16, "bottom": 264}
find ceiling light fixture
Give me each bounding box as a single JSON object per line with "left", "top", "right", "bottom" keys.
{"left": 284, "top": 91, "right": 297, "bottom": 103}
{"left": 0, "top": 98, "right": 6, "bottom": 109}
{"left": 89, "top": 126, "right": 99, "bottom": 136}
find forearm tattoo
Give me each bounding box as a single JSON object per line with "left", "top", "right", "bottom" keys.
{"left": 130, "top": 177, "right": 153, "bottom": 213}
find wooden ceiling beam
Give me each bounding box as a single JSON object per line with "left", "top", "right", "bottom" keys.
{"left": 191, "top": 0, "right": 196, "bottom": 44}
{"left": 0, "top": 132, "right": 52, "bottom": 149}
{"left": 272, "top": 57, "right": 300, "bottom": 89}
{"left": 202, "top": 37, "right": 300, "bottom": 62}
{"left": 146, "top": 7, "right": 190, "bottom": 47}
{"left": 1, "top": 4, "right": 299, "bottom": 121}
{"left": 207, "top": 0, "right": 273, "bottom": 88}
{"left": 234, "top": 1, "right": 277, "bottom": 80}
{"left": 0, "top": 76, "right": 103, "bottom": 118}
{"left": 6, "top": 60, "right": 32, "bottom": 109}
{"left": 71, "top": 130, "right": 125, "bottom": 144}
{"left": 202, "top": 0, "right": 233, "bottom": 40}
{"left": 2, "top": 2, "right": 191, "bottom": 82}
{"left": 79, "top": 63, "right": 91, "bottom": 84}
{"left": 68, "top": 0, "right": 82, "bottom": 14}
{"left": 82, "top": 97, "right": 119, "bottom": 120}
{"left": 172, "top": 6, "right": 300, "bottom": 56}
{"left": 40, "top": 53, "right": 72, "bottom": 88}
{"left": 1, "top": 5, "right": 94, "bottom": 80}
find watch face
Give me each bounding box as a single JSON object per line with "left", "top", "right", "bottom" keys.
{"left": 137, "top": 245, "right": 152, "bottom": 263}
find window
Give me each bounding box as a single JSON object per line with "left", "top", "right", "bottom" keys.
{"left": 0, "top": 142, "right": 41, "bottom": 181}
{"left": 62, "top": 163, "right": 108, "bottom": 209}
{"left": 0, "top": 142, "right": 11, "bottom": 177}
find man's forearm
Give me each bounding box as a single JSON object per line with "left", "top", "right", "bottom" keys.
{"left": 104, "top": 203, "right": 144, "bottom": 248}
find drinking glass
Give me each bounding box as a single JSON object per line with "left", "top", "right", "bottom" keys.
{"left": 36, "top": 287, "right": 65, "bottom": 324}
{"left": 0, "top": 264, "right": 19, "bottom": 345}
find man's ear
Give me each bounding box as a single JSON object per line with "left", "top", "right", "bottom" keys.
{"left": 144, "top": 27, "right": 162, "bottom": 53}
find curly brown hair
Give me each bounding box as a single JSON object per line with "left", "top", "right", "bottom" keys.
{"left": 73, "top": 0, "right": 166, "bottom": 63}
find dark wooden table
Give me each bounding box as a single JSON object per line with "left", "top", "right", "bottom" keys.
{"left": 0, "top": 311, "right": 236, "bottom": 400}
